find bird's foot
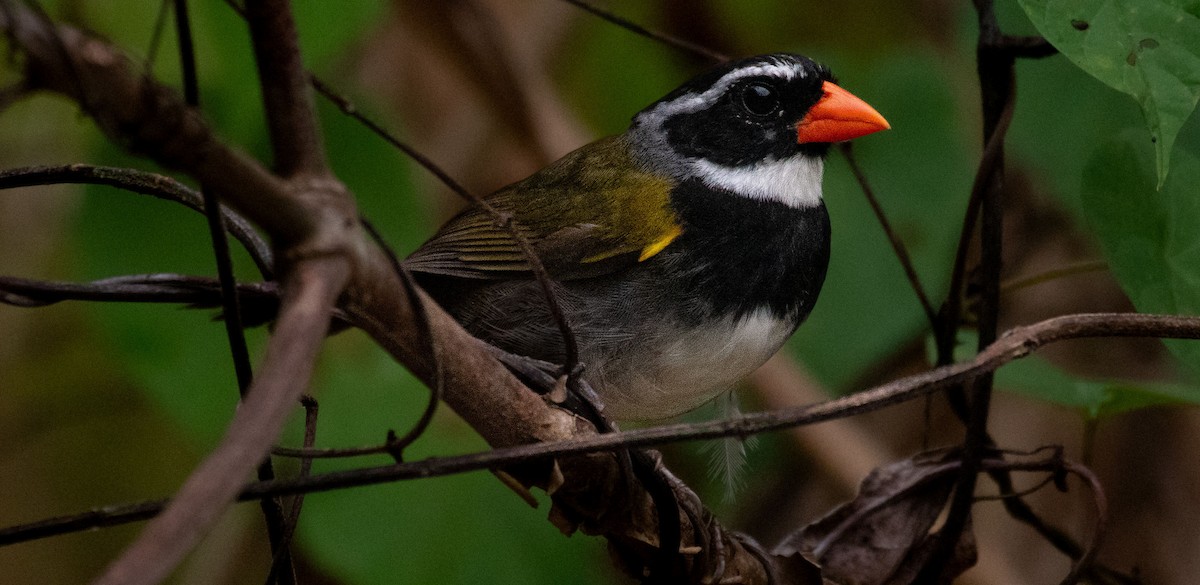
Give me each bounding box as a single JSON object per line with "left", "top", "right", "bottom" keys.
{"left": 482, "top": 344, "right": 613, "bottom": 433}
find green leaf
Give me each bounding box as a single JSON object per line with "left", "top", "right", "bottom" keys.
{"left": 1018, "top": 0, "right": 1200, "bottom": 186}
{"left": 1082, "top": 129, "right": 1200, "bottom": 379}
{"left": 997, "top": 355, "right": 1200, "bottom": 418}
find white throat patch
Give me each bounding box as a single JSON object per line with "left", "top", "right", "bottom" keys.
{"left": 691, "top": 155, "right": 825, "bottom": 208}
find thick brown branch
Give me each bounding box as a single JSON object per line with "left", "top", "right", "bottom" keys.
{"left": 5, "top": 4, "right": 1174, "bottom": 584}
{"left": 0, "top": 2, "right": 342, "bottom": 249}
{"left": 0, "top": 0, "right": 569, "bottom": 475}
{"left": 0, "top": 3, "right": 727, "bottom": 581}
{"left": 243, "top": 0, "right": 327, "bottom": 176}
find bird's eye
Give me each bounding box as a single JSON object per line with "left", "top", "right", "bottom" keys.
{"left": 739, "top": 82, "right": 780, "bottom": 116}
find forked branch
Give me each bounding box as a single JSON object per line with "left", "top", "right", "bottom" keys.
{"left": 0, "top": 2, "right": 771, "bottom": 582}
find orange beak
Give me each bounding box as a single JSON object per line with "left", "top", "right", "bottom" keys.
{"left": 796, "top": 81, "right": 890, "bottom": 144}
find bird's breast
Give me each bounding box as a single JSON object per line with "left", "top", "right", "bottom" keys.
{"left": 596, "top": 307, "right": 797, "bottom": 420}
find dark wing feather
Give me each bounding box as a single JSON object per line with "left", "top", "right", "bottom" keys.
{"left": 404, "top": 136, "right": 681, "bottom": 281}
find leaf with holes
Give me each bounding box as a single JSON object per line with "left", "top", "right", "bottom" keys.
{"left": 1018, "top": 0, "right": 1200, "bottom": 186}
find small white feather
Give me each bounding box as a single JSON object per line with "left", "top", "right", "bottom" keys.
{"left": 702, "top": 391, "right": 758, "bottom": 499}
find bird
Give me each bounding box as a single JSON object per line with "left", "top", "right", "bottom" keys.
{"left": 406, "top": 53, "right": 889, "bottom": 423}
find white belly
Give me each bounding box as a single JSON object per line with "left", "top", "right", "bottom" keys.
{"left": 595, "top": 307, "right": 796, "bottom": 420}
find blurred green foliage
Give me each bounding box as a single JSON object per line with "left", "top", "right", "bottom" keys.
{"left": 2, "top": 0, "right": 1199, "bottom": 584}
{"left": 999, "top": 355, "right": 1200, "bottom": 419}
{"left": 1084, "top": 125, "right": 1200, "bottom": 379}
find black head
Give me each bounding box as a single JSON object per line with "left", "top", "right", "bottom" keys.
{"left": 639, "top": 54, "right": 834, "bottom": 163}
{"left": 627, "top": 54, "right": 887, "bottom": 209}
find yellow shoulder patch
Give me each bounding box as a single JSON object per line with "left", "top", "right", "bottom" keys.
{"left": 638, "top": 224, "right": 682, "bottom": 262}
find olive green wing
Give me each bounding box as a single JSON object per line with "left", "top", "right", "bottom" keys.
{"left": 404, "top": 136, "right": 682, "bottom": 281}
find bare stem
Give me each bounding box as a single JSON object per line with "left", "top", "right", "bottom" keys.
{"left": 0, "top": 164, "right": 273, "bottom": 277}
{"left": 243, "top": 0, "right": 326, "bottom": 176}
{"left": 5, "top": 312, "right": 1194, "bottom": 552}
{"left": 840, "top": 143, "right": 937, "bottom": 327}
{"left": 557, "top": 0, "right": 728, "bottom": 63}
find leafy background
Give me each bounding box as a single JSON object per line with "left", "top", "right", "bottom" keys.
{"left": 0, "top": 0, "right": 1198, "bottom": 583}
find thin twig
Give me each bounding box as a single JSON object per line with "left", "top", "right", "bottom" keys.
{"left": 0, "top": 273, "right": 358, "bottom": 333}
{"left": 271, "top": 443, "right": 393, "bottom": 459}
{"left": 264, "top": 395, "right": 318, "bottom": 585}
{"left": 920, "top": 13, "right": 1109, "bottom": 577}
{"left": 1056, "top": 461, "right": 1107, "bottom": 585}
{"left": 840, "top": 143, "right": 937, "bottom": 327}
{"left": 297, "top": 395, "right": 319, "bottom": 483}
{"left": 5, "top": 312, "right": 1196, "bottom": 548}
{"left": 0, "top": 164, "right": 273, "bottom": 277}
{"left": 174, "top": 0, "right": 258, "bottom": 393}
{"left": 974, "top": 473, "right": 1057, "bottom": 502}
{"left": 935, "top": 74, "right": 1016, "bottom": 366}
{"left": 556, "top": 0, "right": 727, "bottom": 63}
{"left": 143, "top": 0, "right": 170, "bottom": 76}
{"left": 920, "top": 1, "right": 1016, "bottom": 578}
{"left": 999, "top": 260, "right": 1108, "bottom": 295}
{"left": 360, "top": 216, "right": 441, "bottom": 459}
{"left": 307, "top": 77, "right": 581, "bottom": 376}
{"left": 0, "top": 274, "right": 277, "bottom": 309}
{"left": 974, "top": 458, "right": 1109, "bottom": 585}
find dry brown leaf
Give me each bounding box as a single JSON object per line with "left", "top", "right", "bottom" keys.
{"left": 775, "top": 450, "right": 977, "bottom": 585}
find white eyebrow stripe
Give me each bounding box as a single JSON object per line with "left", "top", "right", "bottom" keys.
{"left": 653, "top": 62, "right": 804, "bottom": 117}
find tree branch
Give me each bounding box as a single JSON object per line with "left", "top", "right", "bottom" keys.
{"left": 1, "top": 3, "right": 723, "bottom": 581}
{"left": 922, "top": 3, "right": 1026, "bottom": 578}
{"left": 557, "top": 0, "right": 728, "bottom": 63}
{"left": 2, "top": 3, "right": 1178, "bottom": 583}
{"left": 3, "top": 312, "right": 1194, "bottom": 548}
{"left": 0, "top": 164, "right": 273, "bottom": 277}
{"left": 0, "top": 1, "right": 336, "bottom": 248}
{"left": 243, "top": 0, "right": 327, "bottom": 177}
{"left": 0, "top": 274, "right": 277, "bottom": 310}
{"left": 173, "top": 2, "right": 295, "bottom": 579}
